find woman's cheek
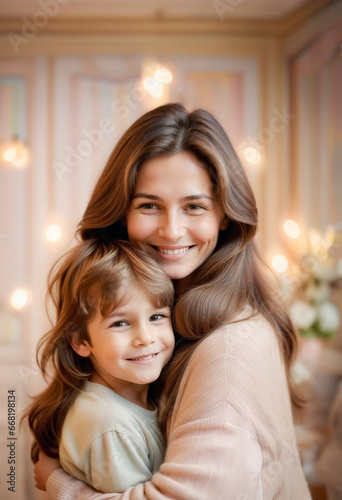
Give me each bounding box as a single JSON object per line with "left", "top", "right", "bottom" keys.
{"left": 127, "top": 214, "right": 151, "bottom": 243}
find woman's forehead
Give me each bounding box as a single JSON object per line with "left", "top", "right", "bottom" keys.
{"left": 134, "top": 152, "right": 215, "bottom": 196}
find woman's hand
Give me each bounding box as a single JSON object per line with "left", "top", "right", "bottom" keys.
{"left": 34, "top": 450, "right": 61, "bottom": 491}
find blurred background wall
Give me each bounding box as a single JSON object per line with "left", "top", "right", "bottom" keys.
{"left": 0, "top": 1, "right": 341, "bottom": 499}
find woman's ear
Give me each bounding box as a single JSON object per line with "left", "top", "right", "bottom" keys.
{"left": 69, "top": 332, "right": 92, "bottom": 358}
{"left": 220, "top": 216, "right": 229, "bottom": 230}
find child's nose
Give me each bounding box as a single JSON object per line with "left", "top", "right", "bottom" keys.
{"left": 132, "top": 325, "right": 155, "bottom": 347}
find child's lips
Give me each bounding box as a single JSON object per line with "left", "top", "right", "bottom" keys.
{"left": 127, "top": 352, "right": 159, "bottom": 362}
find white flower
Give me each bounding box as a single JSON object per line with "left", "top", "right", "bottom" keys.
{"left": 305, "top": 282, "right": 330, "bottom": 303}
{"left": 289, "top": 300, "right": 316, "bottom": 330}
{"left": 302, "top": 255, "right": 336, "bottom": 281}
{"left": 291, "top": 359, "right": 312, "bottom": 385}
{"left": 312, "top": 258, "right": 336, "bottom": 281}
{"left": 316, "top": 302, "right": 340, "bottom": 332}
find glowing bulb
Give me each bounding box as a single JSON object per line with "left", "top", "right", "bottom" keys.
{"left": 154, "top": 68, "right": 173, "bottom": 84}
{"left": 3, "top": 147, "right": 17, "bottom": 162}
{"left": 11, "top": 289, "right": 28, "bottom": 309}
{"left": 272, "top": 254, "right": 288, "bottom": 273}
{"left": 46, "top": 224, "right": 62, "bottom": 242}
{"left": 283, "top": 220, "right": 300, "bottom": 239}
{"left": 243, "top": 146, "right": 261, "bottom": 165}
{"left": 143, "top": 78, "right": 164, "bottom": 98}
{"left": 2, "top": 139, "right": 29, "bottom": 168}
{"left": 12, "top": 145, "right": 29, "bottom": 167}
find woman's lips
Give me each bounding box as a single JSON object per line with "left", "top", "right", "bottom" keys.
{"left": 157, "top": 246, "right": 189, "bottom": 255}
{"left": 150, "top": 245, "right": 193, "bottom": 260}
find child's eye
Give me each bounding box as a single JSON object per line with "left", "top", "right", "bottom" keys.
{"left": 149, "top": 314, "right": 165, "bottom": 322}
{"left": 111, "top": 320, "right": 128, "bottom": 328}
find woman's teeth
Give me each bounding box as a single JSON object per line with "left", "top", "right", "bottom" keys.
{"left": 157, "top": 247, "right": 189, "bottom": 255}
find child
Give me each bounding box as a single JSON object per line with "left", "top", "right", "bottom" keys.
{"left": 26, "top": 239, "right": 175, "bottom": 493}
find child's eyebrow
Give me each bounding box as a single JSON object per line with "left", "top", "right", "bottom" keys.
{"left": 103, "top": 310, "right": 127, "bottom": 321}
{"left": 104, "top": 305, "right": 170, "bottom": 321}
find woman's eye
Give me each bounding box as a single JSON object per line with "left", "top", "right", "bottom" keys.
{"left": 186, "top": 204, "right": 206, "bottom": 211}
{"left": 138, "top": 203, "right": 158, "bottom": 210}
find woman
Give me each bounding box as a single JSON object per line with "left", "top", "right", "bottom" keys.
{"left": 34, "top": 103, "right": 311, "bottom": 499}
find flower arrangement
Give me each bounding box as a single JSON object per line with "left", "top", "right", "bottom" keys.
{"left": 284, "top": 226, "right": 342, "bottom": 339}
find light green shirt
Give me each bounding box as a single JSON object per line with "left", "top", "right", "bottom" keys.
{"left": 59, "top": 381, "right": 165, "bottom": 493}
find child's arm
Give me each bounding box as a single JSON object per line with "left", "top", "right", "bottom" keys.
{"left": 79, "top": 431, "right": 155, "bottom": 493}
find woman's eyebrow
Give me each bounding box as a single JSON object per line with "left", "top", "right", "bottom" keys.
{"left": 131, "top": 193, "right": 162, "bottom": 200}
{"left": 132, "top": 193, "right": 213, "bottom": 201}
{"left": 181, "top": 194, "right": 214, "bottom": 201}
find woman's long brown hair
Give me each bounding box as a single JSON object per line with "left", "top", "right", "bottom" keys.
{"left": 23, "top": 239, "right": 174, "bottom": 460}
{"left": 76, "top": 103, "right": 300, "bottom": 439}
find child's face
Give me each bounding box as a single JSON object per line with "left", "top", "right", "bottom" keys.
{"left": 84, "top": 286, "right": 174, "bottom": 399}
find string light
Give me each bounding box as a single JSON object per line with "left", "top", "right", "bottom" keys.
{"left": 154, "top": 68, "right": 173, "bottom": 84}
{"left": 284, "top": 219, "right": 300, "bottom": 239}
{"left": 2, "top": 138, "right": 29, "bottom": 168}
{"left": 243, "top": 146, "right": 261, "bottom": 165}
{"left": 11, "top": 289, "right": 28, "bottom": 309}
{"left": 272, "top": 254, "right": 288, "bottom": 273}
{"left": 143, "top": 77, "right": 164, "bottom": 98}
{"left": 142, "top": 66, "right": 173, "bottom": 98}
{"left": 46, "top": 224, "right": 62, "bottom": 242}
{"left": 3, "top": 147, "right": 17, "bottom": 162}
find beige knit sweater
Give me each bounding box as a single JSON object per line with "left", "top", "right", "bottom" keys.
{"left": 46, "top": 311, "right": 312, "bottom": 500}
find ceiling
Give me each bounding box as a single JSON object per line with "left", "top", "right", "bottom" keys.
{"left": 1, "top": 0, "right": 312, "bottom": 20}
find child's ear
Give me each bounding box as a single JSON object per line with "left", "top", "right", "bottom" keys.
{"left": 69, "top": 332, "right": 92, "bottom": 358}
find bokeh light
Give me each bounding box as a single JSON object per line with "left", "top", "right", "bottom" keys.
{"left": 272, "top": 254, "right": 288, "bottom": 273}
{"left": 243, "top": 146, "right": 261, "bottom": 165}
{"left": 154, "top": 68, "right": 173, "bottom": 84}
{"left": 284, "top": 219, "right": 300, "bottom": 239}
{"left": 11, "top": 289, "right": 28, "bottom": 309}
{"left": 2, "top": 139, "right": 29, "bottom": 167}
{"left": 143, "top": 77, "right": 164, "bottom": 98}
{"left": 46, "top": 224, "right": 62, "bottom": 242}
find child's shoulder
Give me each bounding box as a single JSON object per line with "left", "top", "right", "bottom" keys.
{"left": 63, "top": 381, "right": 158, "bottom": 438}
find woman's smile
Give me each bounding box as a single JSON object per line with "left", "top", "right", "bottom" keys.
{"left": 151, "top": 245, "right": 193, "bottom": 260}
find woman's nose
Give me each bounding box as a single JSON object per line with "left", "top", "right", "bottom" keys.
{"left": 157, "top": 210, "right": 184, "bottom": 241}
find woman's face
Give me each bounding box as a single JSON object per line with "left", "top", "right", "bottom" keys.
{"left": 126, "top": 152, "right": 227, "bottom": 280}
